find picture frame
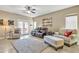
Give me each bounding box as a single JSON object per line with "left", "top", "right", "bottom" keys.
{"left": 8, "top": 20, "right": 14, "bottom": 25}
{"left": 0, "top": 19, "right": 3, "bottom": 25}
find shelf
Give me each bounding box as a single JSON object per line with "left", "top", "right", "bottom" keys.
{"left": 42, "top": 17, "right": 52, "bottom": 29}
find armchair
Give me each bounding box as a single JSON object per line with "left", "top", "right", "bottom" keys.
{"left": 7, "top": 28, "right": 20, "bottom": 39}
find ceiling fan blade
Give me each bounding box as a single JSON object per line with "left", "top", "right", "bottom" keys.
{"left": 31, "top": 9, "right": 36, "bottom": 13}
{"left": 25, "top": 6, "right": 31, "bottom": 10}
{"left": 31, "top": 11, "right": 36, "bottom": 13}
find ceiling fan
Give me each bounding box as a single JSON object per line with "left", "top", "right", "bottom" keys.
{"left": 23, "top": 6, "right": 36, "bottom": 14}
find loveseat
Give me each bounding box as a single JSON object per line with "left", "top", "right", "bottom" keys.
{"left": 7, "top": 28, "right": 20, "bottom": 39}
{"left": 54, "top": 29, "right": 78, "bottom": 47}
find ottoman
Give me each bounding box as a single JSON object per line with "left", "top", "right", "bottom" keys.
{"left": 44, "top": 36, "right": 64, "bottom": 51}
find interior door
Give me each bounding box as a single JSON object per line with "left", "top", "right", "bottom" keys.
{"left": 23, "top": 22, "right": 29, "bottom": 35}
{"left": 17, "top": 21, "right": 29, "bottom": 35}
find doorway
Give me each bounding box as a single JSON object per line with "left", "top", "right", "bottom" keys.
{"left": 17, "top": 21, "right": 29, "bottom": 35}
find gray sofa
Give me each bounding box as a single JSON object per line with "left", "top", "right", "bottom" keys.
{"left": 31, "top": 27, "right": 48, "bottom": 38}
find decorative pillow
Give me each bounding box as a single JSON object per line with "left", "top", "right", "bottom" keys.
{"left": 64, "top": 31, "right": 72, "bottom": 37}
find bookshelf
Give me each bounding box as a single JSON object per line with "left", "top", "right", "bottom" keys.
{"left": 42, "top": 17, "right": 52, "bottom": 31}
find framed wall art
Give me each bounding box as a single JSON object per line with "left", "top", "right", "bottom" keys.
{"left": 8, "top": 20, "right": 14, "bottom": 25}
{"left": 0, "top": 19, "right": 3, "bottom": 25}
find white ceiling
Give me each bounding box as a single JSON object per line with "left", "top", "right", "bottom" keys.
{"left": 0, "top": 5, "right": 74, "bottom": 17}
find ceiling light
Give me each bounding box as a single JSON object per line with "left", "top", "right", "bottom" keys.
{"left": 27, "top": 11, "right": 31, "bottom": 14}
{"left": 23, "top": 10, "right": 31, "bottom": 14}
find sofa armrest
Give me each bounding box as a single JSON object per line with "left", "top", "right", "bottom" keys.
{"left": 69, "top": 34, "right": 77, "bottom": 39}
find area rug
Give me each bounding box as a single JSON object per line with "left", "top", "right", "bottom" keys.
{"left": 11, "top": 38, "right": 48, "bottom": 53}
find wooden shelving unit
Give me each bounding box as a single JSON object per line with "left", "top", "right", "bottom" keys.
{"left": 42, "top": 17, "right": 52, "bottom": 31}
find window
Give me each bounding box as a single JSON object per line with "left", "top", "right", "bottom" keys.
{"left": 65, "top": 15, "right": 77, "bottom": 29}
{"left": 34, "top": 21, "right": 37, "bottom": 29}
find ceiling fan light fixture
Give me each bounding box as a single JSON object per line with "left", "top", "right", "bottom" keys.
{"left": 27, "top": 11, "right": 31, "bottom": 14}
{"left": 23, "top": 10, "right": 31, "bottom": 14}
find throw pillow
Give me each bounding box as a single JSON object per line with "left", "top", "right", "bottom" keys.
{"left": 64, "top": 31, "right": 72, "bottom": 37}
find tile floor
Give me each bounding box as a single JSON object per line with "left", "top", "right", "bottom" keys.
{"left": 0, "top": 35, "right": 79, "bottom": 53}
